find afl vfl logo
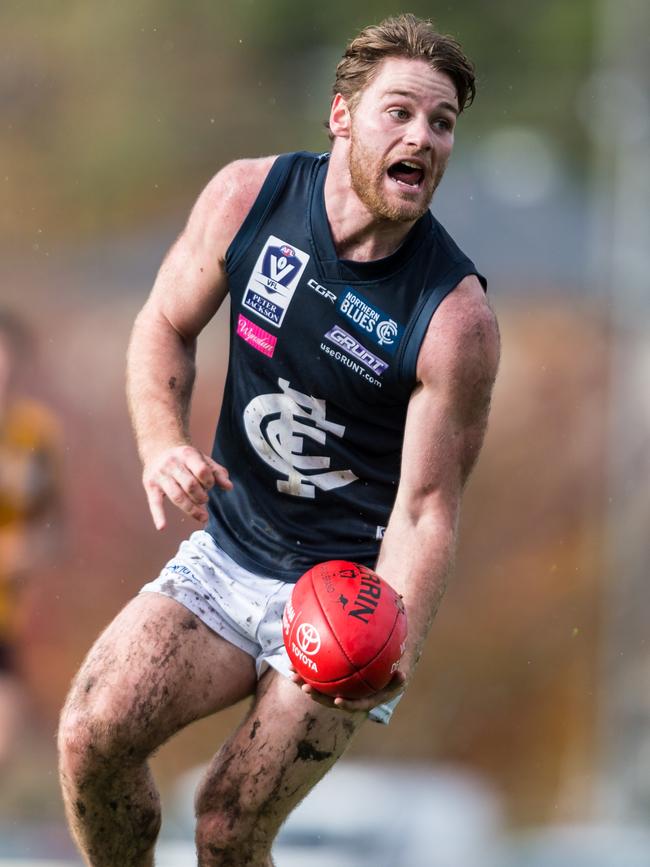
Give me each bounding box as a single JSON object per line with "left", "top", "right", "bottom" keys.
{"left": 242, "top": 235, "right": 310, "bottom": 328}
{"left": 296, "top": 623, "right": 321, "bottom": 656}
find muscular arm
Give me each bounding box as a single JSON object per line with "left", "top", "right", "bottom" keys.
{"left": 316, "top": 276, "right": 500, "bottom": 713}
{"left": 376, "top": 276, "right": 500, "bottom": 677}
{"left": 126, "top": 156, "right": 276, "bottom": 529}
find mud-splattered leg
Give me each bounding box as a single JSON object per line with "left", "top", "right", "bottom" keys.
{"left": 57, "top": 593, "right": 257, "bottom": 867}
{"left": 195, "top": 669, "right": 366, "bottom": 867}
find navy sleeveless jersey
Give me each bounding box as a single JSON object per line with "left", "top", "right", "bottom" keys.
{"left": 206, "top": 151, "right": 486, "bottom": 581}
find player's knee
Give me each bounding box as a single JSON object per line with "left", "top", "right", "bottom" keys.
{"left": 57, "top": 691, "right": 147, "bottom": 781}
{"left": 195, "top": 811, "right": 266, "bottom": 865}
{"left": 58, "top": 710, "right": 109, "bottom": 782}
{"left": 195, "top": 790, "right": 273, "bottom": 863}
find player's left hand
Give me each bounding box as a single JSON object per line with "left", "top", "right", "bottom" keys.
{"left": 289, "top": 664, "right": 407, "bottom": 713}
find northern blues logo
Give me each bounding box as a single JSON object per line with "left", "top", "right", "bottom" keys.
{"left": 243, "top": 235, "right": 310, "bottom": 328}
{"left": 337, "top": 289, "right": 403, "bottom": 354}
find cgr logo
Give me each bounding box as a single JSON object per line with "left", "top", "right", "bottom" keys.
{"left": 243, "top": 378, "right": 358, "bottom": 498}
{"left": 308, "top": 278, "right": 337, "bottom": 304}
{"left": 243, "top": 235, "right": 309, "bottom": 328}
{"left": 296, "top": 623, "right": 321, "bottom": 656}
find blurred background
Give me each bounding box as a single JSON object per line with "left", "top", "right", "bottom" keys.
{"left": 1, "top": 0, "right": 649, "bottom": 863}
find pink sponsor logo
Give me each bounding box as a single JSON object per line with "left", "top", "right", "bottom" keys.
{"left": 237, "top": 313, "right": 277, "bottom": 358}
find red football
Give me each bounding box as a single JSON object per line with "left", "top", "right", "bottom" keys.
{"left": 283, "top": 560, "right": 407, "bottom": 699}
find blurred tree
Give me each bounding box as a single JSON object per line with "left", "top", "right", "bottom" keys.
{"left": 0, "top": 0, "right": 596, "bottom": 244}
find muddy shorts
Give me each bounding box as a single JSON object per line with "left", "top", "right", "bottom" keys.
{"left": 140, "top": 530, "right": 400, "bottom": 725}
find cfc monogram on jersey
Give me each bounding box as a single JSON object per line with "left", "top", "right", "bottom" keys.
{"left": 243, "top": 379, "right": 357, "bottom": 498}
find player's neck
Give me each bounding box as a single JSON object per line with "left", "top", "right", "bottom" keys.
{"left": 324, "top": 152, "right": 418, "bottom": 263}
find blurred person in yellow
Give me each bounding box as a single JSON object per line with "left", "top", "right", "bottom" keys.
{"left": 58, "top": 14, "right": 499, "bottom": 866}
{"left": 0, "top": 310, "right": 63, "bottom": 766}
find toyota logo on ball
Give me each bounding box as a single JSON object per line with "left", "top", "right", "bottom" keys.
{"left": 296, "top": 623, "right": 321, "bottom": 656}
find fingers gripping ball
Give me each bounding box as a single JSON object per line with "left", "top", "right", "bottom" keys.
{"left": 283, "top": 561, "right": 408, "bottom": 699}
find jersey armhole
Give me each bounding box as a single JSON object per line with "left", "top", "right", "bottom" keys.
{"left": 225, "top": 152, "right": 300, "bottom": 273}
{"left": 397, "top": 262, "right": 487, "bottom": 384}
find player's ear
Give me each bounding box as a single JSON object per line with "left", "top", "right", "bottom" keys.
{"left": 329, "top": 93, "right": 352, "bottom": 139}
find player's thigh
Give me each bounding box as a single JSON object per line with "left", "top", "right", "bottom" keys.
{"left": 62, "top": 593, "right": 257, "bottom": 754}
{"left": 196, "top": 669, "right": 366, "bottom": 836}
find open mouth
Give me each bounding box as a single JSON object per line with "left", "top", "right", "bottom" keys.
{"left": 387, "top": 160, "right": 425, "bottom": 188}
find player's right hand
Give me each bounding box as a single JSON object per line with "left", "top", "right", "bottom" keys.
{"left": 142, "top": 444, "right": 233, "bottom": 530}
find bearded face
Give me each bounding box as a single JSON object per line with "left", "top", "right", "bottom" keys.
{"left": 338, "top": 58, "right": 458, "bottom": 225}
{"left": 348, "top": 121, "right": 447, "bottom": 223}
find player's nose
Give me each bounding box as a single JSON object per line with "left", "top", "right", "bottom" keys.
{"left": 403, "top": 115, "right": 433, "bottom": 151}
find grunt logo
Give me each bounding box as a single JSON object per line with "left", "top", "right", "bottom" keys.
{"left": 324, "top": 325, "right": 389, "bottom": 376}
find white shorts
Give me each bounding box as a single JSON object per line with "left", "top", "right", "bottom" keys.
{"left": 139, "top": 530, "right": 399, "bottom": 725}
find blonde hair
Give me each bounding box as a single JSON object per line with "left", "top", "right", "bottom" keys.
{"left": 331, "top": 13, "right": 476, "bottom": 117}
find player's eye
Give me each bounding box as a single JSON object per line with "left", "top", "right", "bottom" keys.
{"left": 388, "top": 108, "right": 410, "bottom": 121}
{"left": 433, "top": 117, "right": 454, "bottom": 132}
